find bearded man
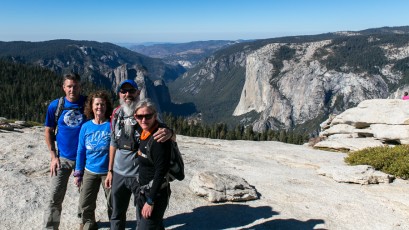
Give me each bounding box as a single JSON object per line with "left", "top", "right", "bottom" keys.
{"left": 105, "top": 79, "right": 174, "bottom": 230}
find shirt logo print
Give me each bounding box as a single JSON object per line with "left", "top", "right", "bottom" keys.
{"left": 63, "top": 110, "right": 83, "bottom": 127}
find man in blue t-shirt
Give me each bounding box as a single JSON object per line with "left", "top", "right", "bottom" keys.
{"left": 43, "top": 73, "right": 87, "bottom": 229}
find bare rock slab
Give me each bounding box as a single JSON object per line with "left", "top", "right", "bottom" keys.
{"left": 317, "top": 165, "right": 395, "bottom": 184}
{"left": 314, "top": 137, "right": 384, "bottom": 151}
{"left": 189, "top": 171, "right": 258, "bottom": 202}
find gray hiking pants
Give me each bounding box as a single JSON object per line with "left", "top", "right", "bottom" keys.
{"left": 79, "top": 170, "right": 112, "bottom": 230}
{"left": 110, "top": 172, "right": 140, "bottom": 230}
{"left": 43, "top": 158, "right": 75, "bottom": 230}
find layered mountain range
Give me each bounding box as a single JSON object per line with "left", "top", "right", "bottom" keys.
{"left": 169, "top": 26, "right": 409, "bottom": 135}
{"left": 0, "top": 39, "right": 185, "bottom": 112}
{"left": 2, "top": 26, "right": 409, "bottom": 135}
{"left": 128, "top": 40, "right": 244, "bottom": 68}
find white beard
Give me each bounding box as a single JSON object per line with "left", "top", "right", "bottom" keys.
{"left": 120, "top": 98, "right": 138, "bottom": 136}
{"left": 120, "top": 98, "right": 138, "bottom": 116}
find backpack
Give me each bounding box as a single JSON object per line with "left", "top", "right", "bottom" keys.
{"left": 146, "top": 137, "right": 185, "bottom": 182}
{"left": 111, "top": 106, "right": 140, "bottom": 151}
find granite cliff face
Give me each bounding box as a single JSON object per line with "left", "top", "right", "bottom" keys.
{"left": 235, "top": 40, "right": 391, "bottom": 132}
{"left": 107, "top": 64, "right": 172, "bottom": 112}
{"left": 170, "top": 28, "right": 409, "bottom": 134}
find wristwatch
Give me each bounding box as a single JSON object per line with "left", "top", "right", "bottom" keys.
{"left": 146, "top": 197, "right": 154, "bottom": 206}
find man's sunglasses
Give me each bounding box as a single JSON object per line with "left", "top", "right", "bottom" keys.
{"left": 135, "top": 113, "right": 154, "bottom": 120}
{"left": 120, "top": 88, "right": 137, "bottom": 94}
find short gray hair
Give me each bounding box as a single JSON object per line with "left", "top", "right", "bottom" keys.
{"left": 134, "top": 98, "right": 158, "bottom": 115}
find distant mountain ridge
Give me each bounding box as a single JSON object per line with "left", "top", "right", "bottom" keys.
{"left": 0, "top": 39, "right": 185, "bottom": 113}
{"left": 169, "top": 26, "right": 409, "bottom": 135}
{"left": 3, "top": 26, "right": 409, "bottom": 136}
{"left": 129, "top": 40, "right": 245, "bottom": 68}
{"left": 0, "top": 39, "right": 184, "bottom": 83}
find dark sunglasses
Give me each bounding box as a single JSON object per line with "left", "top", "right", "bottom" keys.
{"left": 120, "top": 88, "right": 137, "bottom": 94}
{"left": 135, "top": 113, "right": 154, "bottom": 120}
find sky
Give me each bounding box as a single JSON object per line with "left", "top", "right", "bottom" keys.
{"left": 1, "top": 0, "right": 408, "bottom": 44}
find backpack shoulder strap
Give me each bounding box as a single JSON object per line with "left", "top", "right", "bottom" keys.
{"left": 145, "top": 136, "right": 155, "bottom": 164}
{"left": 110, "top": 105, "right": 122, "bottom": 132}
{"left": 54, "top": 97, "right": 65, "bottom": 125}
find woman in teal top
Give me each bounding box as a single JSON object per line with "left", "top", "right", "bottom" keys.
{"left": 74, "top": 91, "right": 113, "bottom": 230}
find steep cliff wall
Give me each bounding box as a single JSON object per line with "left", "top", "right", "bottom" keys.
{"left": 234, "top": 39, "right": 408, "bottom": 132}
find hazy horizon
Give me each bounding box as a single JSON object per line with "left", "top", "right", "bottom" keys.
{"left": 1, "top": 0, "right": 408, "bottom": 43}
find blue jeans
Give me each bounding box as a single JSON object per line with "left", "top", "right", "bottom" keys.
{"left": 43, "top": 158, "right": 75, "bottom": 230}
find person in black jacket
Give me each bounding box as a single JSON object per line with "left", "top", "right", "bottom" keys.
{"left": 105, "top": 80, "right": 173, "bottom": 230}
{"left": 134, "top": 99, "right": 171, "bottom": 230}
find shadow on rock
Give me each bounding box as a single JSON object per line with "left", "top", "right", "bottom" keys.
{"left": 245, "top": 218, "right": 325, "bottom": 230}
{"left": 164, "top": 204, "right": 279, "bottom": 229}
{"left": 97, "top": 221, "right": 136, "bottom": 229}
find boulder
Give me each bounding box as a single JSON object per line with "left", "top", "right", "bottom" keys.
{"left": 320, "top": 124, "right": 356, "bottom": 137}
{"left": 370, "top": 124, "right": 409, "bottom": 144}
{"left": 315, "top": 99, "right": 409, "bottom": 151}
{"left": 327, "top": 133, "right": 358, "bottom": 139}
{"left": 331, "top": 99, "right": 409, "bottom": 127}
{"left": 14, "top": 120, "right": 28, "bottom": 126}
{"left": 0, "top": 119, "right": 13, "bottom": 131}
{"left": 317, "top": 165, "right": 395, "bottom": 184}
{"left": 189, "top": 171, "right": 258, "bottom": 203}
{"left": 9, "top": 120, "right": 31, "bottom": 129}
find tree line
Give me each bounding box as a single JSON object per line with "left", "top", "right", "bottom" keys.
{"left": 162, "top": 113, "right": 308, "bottom": 144}
{"left": 0, "top": 59, "right": 307, "bottom": 144}
{"left": 0, "top": 59, "right": 105, "bottom": 122}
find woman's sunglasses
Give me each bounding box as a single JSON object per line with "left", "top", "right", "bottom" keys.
{"left": 135, "top": 113, "right": 154, "bottom": 120}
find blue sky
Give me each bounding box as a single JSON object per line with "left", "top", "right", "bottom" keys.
{"left": 1, "top": 0, "right": 408, "bottom": 43}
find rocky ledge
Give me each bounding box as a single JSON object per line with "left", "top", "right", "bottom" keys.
{"left": 315, "top": 99, "right": 409, "bottom": 151}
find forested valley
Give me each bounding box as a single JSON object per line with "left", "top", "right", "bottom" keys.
{"left": 0, "top": 59, "right": 307, "bottom": 144}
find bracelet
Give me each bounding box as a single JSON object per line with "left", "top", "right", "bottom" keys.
{"left": 108, "top": 169, "right": 113, "bottom": 173}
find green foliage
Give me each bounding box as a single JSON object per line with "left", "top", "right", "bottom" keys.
{"left": 269, "top": 45, "right": 296, "bottom": 79}
{"left": 0, "top": 59, "right": 108, "bottom": 123}
{"left": 345, "top": 145, "right": 409, "bottom": 179}
{"left": 162, "top": 112, "right": 308, "bottom": 145}
{"left": 392, "top": 57, "right": 409, "bottom": 91}
{"left": 320, "top": 35, "right": 388, "bottom": 74}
